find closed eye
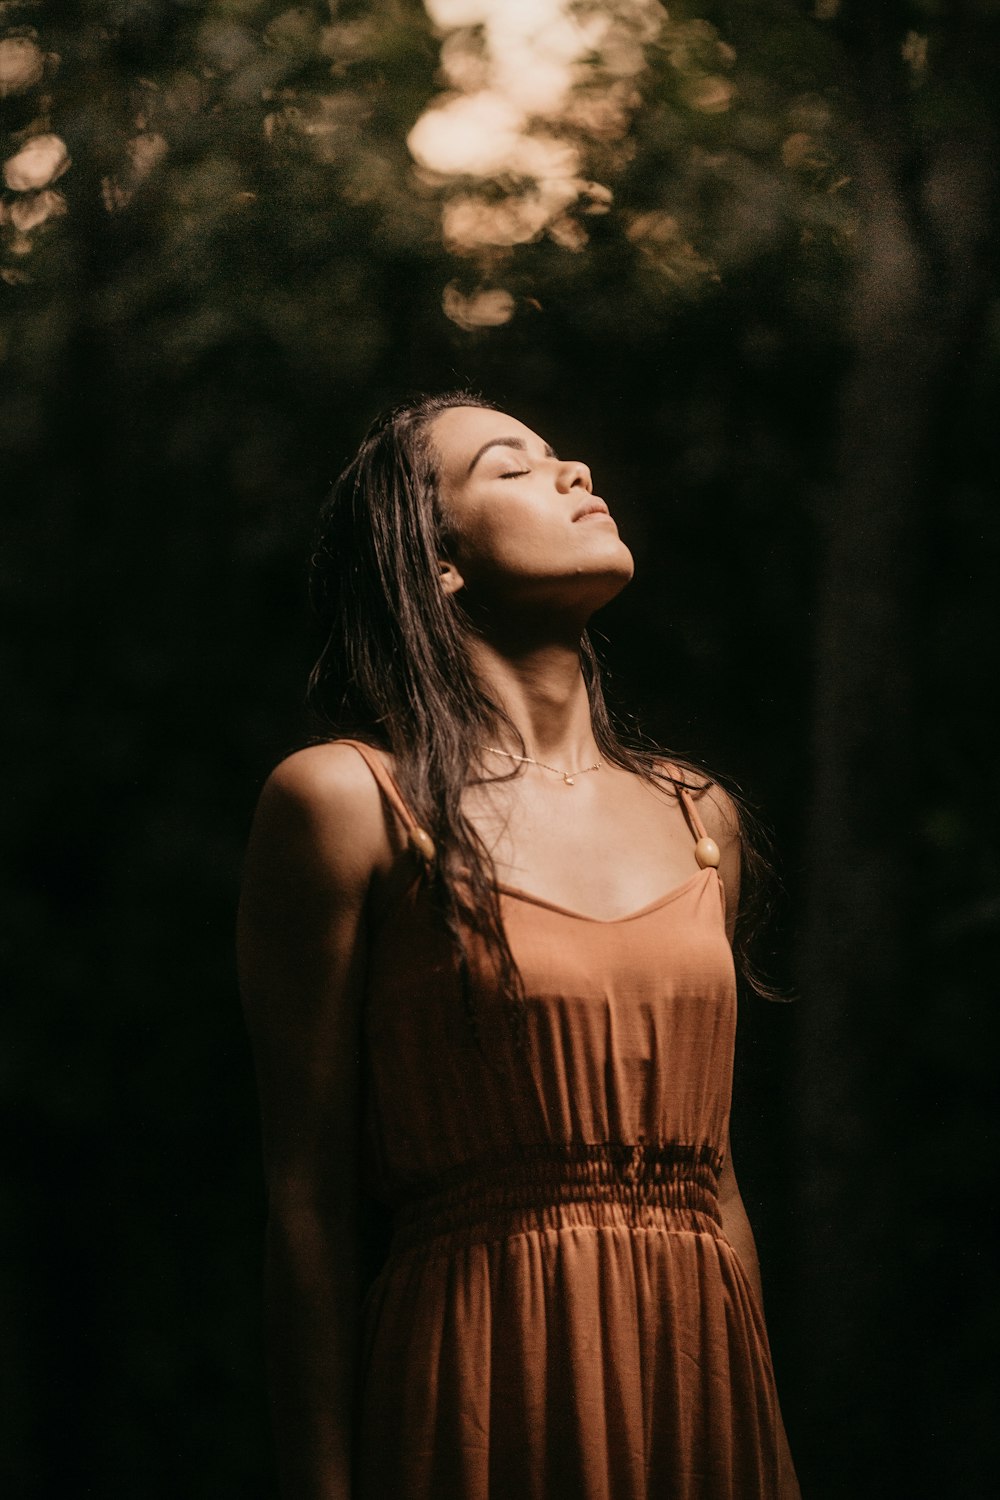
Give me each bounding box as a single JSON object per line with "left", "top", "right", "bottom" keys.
{"left": 499, "top": 469, "right": 531, "bottom": 479}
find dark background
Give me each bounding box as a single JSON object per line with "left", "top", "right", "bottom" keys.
{"left": 2, "top": 3, "right": 997, "bottom": 1496}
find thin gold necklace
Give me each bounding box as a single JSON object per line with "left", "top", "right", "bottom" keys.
{"left": 481, "top": 745, "right": 603, "bottom": 787}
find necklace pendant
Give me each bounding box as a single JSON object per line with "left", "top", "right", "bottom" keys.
{"left": 564, "top": 775, "right": 575, "bottom": 786}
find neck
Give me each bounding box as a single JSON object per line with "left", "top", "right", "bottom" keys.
{"left": 467, "top": 622, "right": 599, "bottom": 765}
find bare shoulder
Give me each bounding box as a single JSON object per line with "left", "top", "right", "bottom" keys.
{"left": 656, "top": 758, "right": 741, "bottom": 851}
{"left": 263, "top": 740, "right": 384, "bottom": 808}
{"left": 243, "top": 741, "right": 389, "bottom": 899}
{"left": 689, "top": 776, "right": 742, "bottom": 851}
{"left": 656, "top": 758, "right": 742, "bottom": 939}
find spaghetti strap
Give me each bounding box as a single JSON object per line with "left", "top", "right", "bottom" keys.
{"left": 660, "top": 761, "right": 710, "bottom": 843}
{"left": 337, "top": 739, "right": 418, "bottom": 830}
{"left": 663, "top": 762, "right": 722, "bottom": 873}
{"left": 336, "top": 739, "right": 437, "bottom": 865}
{"left": 675, "top": 781, "right": 710, "bottom": 843}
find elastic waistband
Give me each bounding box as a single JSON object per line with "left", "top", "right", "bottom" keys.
{"left": 387, "top": 1140, "right": 724, "bottom": 1254}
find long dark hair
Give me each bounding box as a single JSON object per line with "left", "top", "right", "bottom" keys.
{"left": 306, "top": 391, "right": 786, "bottom": 1056}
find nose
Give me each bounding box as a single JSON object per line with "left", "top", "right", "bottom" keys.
{"left": 556, "top": 459, "right": 592, "bottom": 493}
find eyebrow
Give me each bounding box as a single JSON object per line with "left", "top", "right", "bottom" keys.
{"left": 466, "top": 435, "right": 557, "bottom": 475}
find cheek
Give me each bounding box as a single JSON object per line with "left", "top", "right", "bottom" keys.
{"left": 460, "top": 500, "right": 562, "bottom": 579}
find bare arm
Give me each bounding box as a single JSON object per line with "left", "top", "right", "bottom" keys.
{"left": 718, "top": 1129, "right": 766, "bottom": 1312}
{"left": 236, "top": 745, "right": 386, "bottom": 1500}
{"left": 719, "top": 1131, "right": 800, "bottom": 1496}
{"left": 694, "top": 786, "right": 772, "bottom": 1303}
{"left": 701, "top": 781, "right": 801, "bottom": 1497}
{"left": 687, "top": 781, "right": 764, "bottom": 1283}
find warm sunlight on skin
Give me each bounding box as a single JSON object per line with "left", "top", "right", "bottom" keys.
{"left": 428, "top": 406, "right": 635, "bottom": 624}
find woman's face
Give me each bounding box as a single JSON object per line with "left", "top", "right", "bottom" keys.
{"left": 427, "top": 405, "right": 635, "bottom": 622}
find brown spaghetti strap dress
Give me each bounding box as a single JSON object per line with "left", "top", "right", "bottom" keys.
{"left": 340, "top": 740, "right": 797, "bottom": 1500}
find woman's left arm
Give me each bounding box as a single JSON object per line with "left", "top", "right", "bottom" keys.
{"left": 718, "top": 1131, "right": 766, "bottom": 1309}
{"left": 719, "top": 1136, "right": 801, "bottom": 1498}
{"left": 700, "top": 781, "right": 802, "bottom": 1499}
{"left": 696, "top": 781, "right": 771, "bottom": 1304}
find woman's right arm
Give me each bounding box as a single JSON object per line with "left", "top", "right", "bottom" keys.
{"left": 236, "top": 745, "right": 386, "bottom": 1500}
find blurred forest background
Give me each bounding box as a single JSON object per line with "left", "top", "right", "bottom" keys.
{"left": 2, "top": 1, "right": 998, "bottom": 1496}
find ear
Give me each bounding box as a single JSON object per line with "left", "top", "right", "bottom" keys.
{"left": 438, "top": 559, "right": 465, "bottom": 596}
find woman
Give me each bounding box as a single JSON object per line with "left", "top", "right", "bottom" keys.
{"left": 237, "top": 391, "right": 801, "bottom": 1499}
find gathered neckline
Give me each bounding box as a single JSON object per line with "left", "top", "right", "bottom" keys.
{"left": 493, "top": 865, "right": 718, "bottom": 925}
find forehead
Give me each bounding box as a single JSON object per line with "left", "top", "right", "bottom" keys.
{"left": 428, "top": 406, "right": 544, "bottom": 482}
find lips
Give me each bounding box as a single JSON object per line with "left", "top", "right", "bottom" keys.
{"left": 572, "top": 498, "right": 611, "bottom": 521}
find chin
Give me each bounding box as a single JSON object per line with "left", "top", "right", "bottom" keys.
{"left": 589, "top": 561, "right": 635, "bottom": 611}
{"left": 583, "top": 533, "right": 634, "bottom": 571}
{"left": 606, "top": 545, "right": 636, "bottom": 584}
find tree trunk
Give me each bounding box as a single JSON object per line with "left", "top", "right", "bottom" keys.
{"left": 794, "top": 102, "right": 996, "bottom": 1495}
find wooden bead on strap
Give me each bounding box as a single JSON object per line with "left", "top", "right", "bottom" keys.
{"left": 408, "top": 825, "right": 436, "bottom": 864}
{"left": 693, "top": 835, "right": 721, "bottom": 869}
